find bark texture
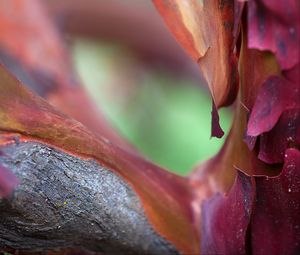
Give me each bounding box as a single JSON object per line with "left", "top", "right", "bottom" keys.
{"left": 0, "top": 142, "right": 179, "bottom": 255}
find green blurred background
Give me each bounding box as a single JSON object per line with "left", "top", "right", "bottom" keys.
{"left": 72, "top": 39, "right": 232, "bottom": 176}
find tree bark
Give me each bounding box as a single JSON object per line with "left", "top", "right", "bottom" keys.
{"left": 0, "top": 141, "right": 179, "bottom": 255}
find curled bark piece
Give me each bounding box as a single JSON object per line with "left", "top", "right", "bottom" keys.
{"left": 201, "top": 171, "right": 254, "bottom": 254}
{"left": 251, "top": 148, "right": 300, "bottom": 255}
{"left": 0, "top": 142, "right": 178, "bottom": 255}
{"left": 153, "top": 0, "right": 239, "bottom": 108}
{"left": 248, "top": 0, "right": 300, "bottom": 70}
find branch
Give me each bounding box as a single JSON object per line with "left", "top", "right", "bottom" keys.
{"left": 0, "top": 142, "right": 178, "bottom": 255}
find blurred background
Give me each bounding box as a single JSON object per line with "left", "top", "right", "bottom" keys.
{"left": 71, "top": 39, "right": 232, "bottom": 175}
{"left": 0, "top": 0, "right": 232, "bottom": 175}
{"left": 46, "top": 0, "right": 232, "bottom": 175}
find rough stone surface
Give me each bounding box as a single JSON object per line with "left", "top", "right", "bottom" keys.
{"left": 0, "top": 142, "right": 179, "bottom": 255}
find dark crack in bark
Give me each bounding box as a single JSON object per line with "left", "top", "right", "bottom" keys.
{"left": 0, "top": 142, "right": 179, "bottom": 255}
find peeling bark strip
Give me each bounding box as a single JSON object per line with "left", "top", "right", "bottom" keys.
{"left": 0, "top": 142, "right": 179, "bottom": 255}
